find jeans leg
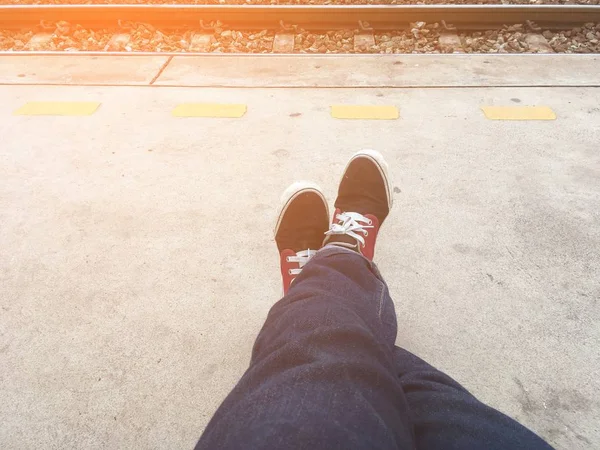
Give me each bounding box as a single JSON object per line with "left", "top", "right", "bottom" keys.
{"left": 392, "top": 347, "right": 554, "bottom": 450}
{"left": 196, "top": 247, "right": 415, "bottom": 450}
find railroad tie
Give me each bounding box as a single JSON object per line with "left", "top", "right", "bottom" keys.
{"left": 273, "top": 34, "right": 295, "bottom": 53}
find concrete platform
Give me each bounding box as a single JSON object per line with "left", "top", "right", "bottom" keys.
{"left": 0, "top": 57, "right": 599, "bottom": 449}
{"left": 0, "top": 54, "right": 171, "bottom": 85}
{"left": 2, "top": 54, "right": 600, "bottom": 87}
{"left": 154, "top": 54, "right": 600, "bottom": 88}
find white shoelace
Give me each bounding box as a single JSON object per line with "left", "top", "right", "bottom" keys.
{"left": 286, "top": 249, "right": 318, "bottom": 275}
{"left": 324, "top": 212, "right": 373, "bottom": 247}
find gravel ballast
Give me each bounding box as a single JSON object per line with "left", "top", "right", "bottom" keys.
{"left": 1, "top": 21, "right": 599, "bottom": 52}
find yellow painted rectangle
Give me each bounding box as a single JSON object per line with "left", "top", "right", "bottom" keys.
{"left": 481, "top": 106, "right": 556, "bottom": 121}
{"left": 331, "top": 105, "right": 399, "bottom": 120}
{"left": 14, "top": 102, "right": 100, "bottom": 116}
{"left": 172, "top": 103, "right": 247, "bottom": 118}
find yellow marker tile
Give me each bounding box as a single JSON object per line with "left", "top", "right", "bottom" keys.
{"left": 14, "top": 102, "right": 100, "bottom": 116}
{"left": 172, "top": 103, "right": 247, "bottom": 118}
{"left": 331, "top": 105, "right": 399, "bottom": 120}
{"left": 481, "top": 106, "right": 556, "bottom": 121}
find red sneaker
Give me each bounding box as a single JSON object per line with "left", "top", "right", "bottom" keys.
{"left": 275, "top": 182, "right": 330, "bottom": 294}
{"left": 323, "top": 150, "right": 393, "bottom": 261}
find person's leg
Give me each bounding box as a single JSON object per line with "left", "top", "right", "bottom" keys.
{"left": 392, "top": 346, "right": 553, "bottom": 450}
{"left": 321, "top": 149, "right": 552, "bottom": 449}
{"left": 196, "top": 180, "right": 413, "bottom": 450}
{"left": 197, "top": 150, "right": 552, "bottom": 450}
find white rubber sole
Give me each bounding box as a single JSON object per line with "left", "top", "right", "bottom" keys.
{"left": 274, "top": 181, "right": 329, "bottom": 236}
{"left": 342, "top": 149, "right": 393, "bottom": 210}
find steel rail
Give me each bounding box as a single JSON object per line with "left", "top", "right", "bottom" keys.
{"left": 1, "top": 4, "right": 600, "bottom": 30}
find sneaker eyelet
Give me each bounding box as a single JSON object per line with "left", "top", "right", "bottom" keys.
{"left": 364, "top": 231, "right": 369, "bottom": 236}
{"left": 286, "top": 257, "right": 291, "bottom": 262}
{"left": 368, "top": 219, "right": 373, "bottom": 225}
{"left": 288, "top": 270, "right": 293, "bottom": 275}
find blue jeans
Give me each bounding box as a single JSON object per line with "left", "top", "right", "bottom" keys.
{"left": 196, "top": 247, "right": 552, "bottom": 449}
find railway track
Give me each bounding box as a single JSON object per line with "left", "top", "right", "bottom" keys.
{"left": 1, "top": 4, "right": 599, "bottom": 53}
{"left": 2, "top": 4, "right": 600, "bottom": 29}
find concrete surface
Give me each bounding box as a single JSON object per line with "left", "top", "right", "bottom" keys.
{"left": 2, "top": 54, "right": 600, "bottom": 87}
{"left": 0, "top": 55, "right": 170, "bottom": 85}
{"left": 0, "top": 82, "right": 599, "bottom": 449}
{"left": 154, "top": 54, "right": 600, "bottom": 87}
